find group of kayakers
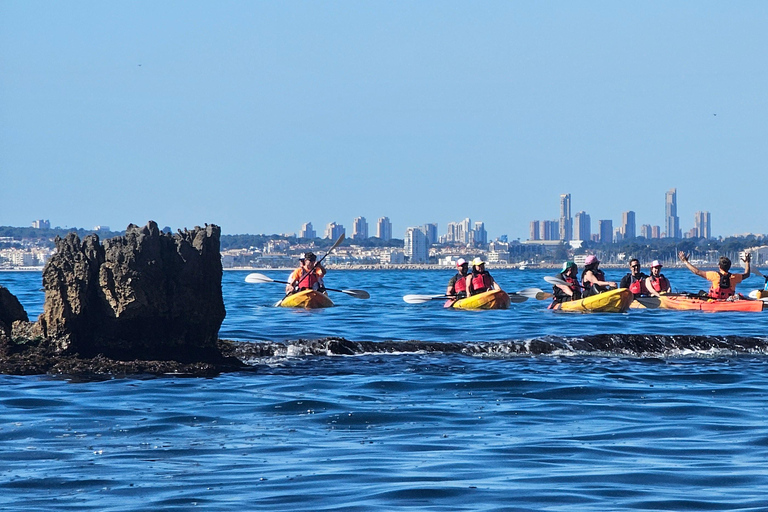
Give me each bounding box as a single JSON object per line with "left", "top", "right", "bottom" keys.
{"left": 284, "top": 247, "right": 757, "bottom": 306}
{"left": 446, "top": 257, "right": 502, "bottom": 299}
{"left": 550, "top": 251, "right": 753, "bottom": 305}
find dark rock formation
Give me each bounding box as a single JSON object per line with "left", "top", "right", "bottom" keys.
{"left": 0, "top": 285, "right": 28, "bottom": 336}
{"left": 38, "top": 221, "right": 227, "bottom": 362}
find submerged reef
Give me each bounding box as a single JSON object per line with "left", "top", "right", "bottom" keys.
{"left": 0, "top": 221, "right": 242, "bottom": 377}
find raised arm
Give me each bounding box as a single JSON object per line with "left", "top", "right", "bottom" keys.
{"left": 741, "top": 253, "right": 751, "bottom": 279}
{"left": 678, "top": 251, "right": 707, "bottom": 278}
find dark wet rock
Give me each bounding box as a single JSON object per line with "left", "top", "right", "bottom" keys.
{"left": 0, "top": 285, "right": 28, "bottom": 336}
{"left": 38, "top": 221, "right": 227, "bottom": 362}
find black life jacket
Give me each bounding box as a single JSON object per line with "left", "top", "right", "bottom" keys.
{"left": 552, "top": 273, "right": 582, "bottom": 303}
{"left": 581, "top": 267, "right": 607, "bottom": 297}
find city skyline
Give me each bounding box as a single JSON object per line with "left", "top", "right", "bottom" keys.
{"left": 2, "top": 4, "right": 768, "bottom": 242}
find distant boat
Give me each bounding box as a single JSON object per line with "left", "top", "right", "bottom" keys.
{"left": 518, "top": 264, "right": 527, "bottom": 270}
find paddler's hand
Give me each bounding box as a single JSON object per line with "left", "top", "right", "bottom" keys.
{"left": 742, "top": 253, "right": 751, "bottom": 263}
{"left": 678, "top": 251, "right": 688, "bottom": 262}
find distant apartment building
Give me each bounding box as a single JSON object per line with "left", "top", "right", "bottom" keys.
{"left": 614, "top": 227, "right": 623, "bottom": 243}
{"left": 694, "top": 211, "right": 711, "bottom": 239}
{"left": 32, "top": 219, "right": 50, "bottom": 229}
{"left": 529, "top": 221, "right": 540, "bottom": 241}
{"left": 445, "top": 218, "right": 473, "bottom": 245}
{"left": 324, "top": 222, "right": 345, "bottom": 240}
{"left": 574, "top": 211, "right": 591, "bottom": 242}
{"left": 380, "top": 249, "right": 405, "bottom": 265}
{"left": 299, "top": 222, "right": 316, "bottom": 239}
{"left": 352, "top": 217, "right": 368, "bottom": 240}
{"left": 598, "top": 220, "right": 613, "bottom": 244}
{"left": 539, "top": 220, "right": 559, "bottom": 241}
{"left": 665, "top": 188, "right": 681, "bottom": 239}
{"left": 651, "top": 225, "right": 661, "bottom": 239}
{"left": 559, "top": 193, "right": 572, "bottom": 241}
{"left": 640, "top": 224, "right": 652, "bottom": 239}
{"left": 473, "top": 222, "right": 487, "bottom": 246}
{"left": 376, "top": 217, "right": 392, "bottom": 241}
{"left": 422, "top": 223, "right": 438, "bottom": 246}
{"left": 266, "top": 239, "right": 290, "bottom": 253}
{"left": 404, "top": 227, "right": 428, "bottom": 263}
{"left": 621, "top": 211, "right": 636, "bottom": 239}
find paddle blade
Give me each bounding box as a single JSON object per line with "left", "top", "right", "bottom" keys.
{"left": 508, "top": 293, "right": 528, "bottom": 303}
{"left": 245, "top": 273, "right": 274, "bottom": 284}
{"left": 403, "top": 294, "right": 450, "bottom": 304}
{"left": 544, "top": 275, "right": 567, "bottom": 286}
{"left": 517, "top": 288, "right": 546, "bottom": 299}
{"left": 343, "top": 289, "right": 370, "bottom": 299}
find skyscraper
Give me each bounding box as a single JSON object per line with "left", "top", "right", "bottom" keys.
{"left": 299, "top": 222, "right": 316, "bottom": 239}
{"left": 665, "top": 188, "right": 681, "bottom": 239}
{"left": 460, "top": 218, "right": 472, "bottom": 244}
{"left": 352, "top": 217, "right": 368, "bottom": 240}
{"left": 422, "top": 223, "right": 438, "bottom": 246}
{"left": 640, "top": 224, "right": 652, "bottom": 239}
{"left": 621, "top": 211, "right": 636, "bottom": 239}
{"left": 598, "top": 220, "right": 613, "bottom": 244}
{"left": 376, "top": 217, "right": 392, "bottom": 241}
{"left": 559, "top": 193, "right": 572, "bottom": 241}
{"left": 574, "top": 211, "right": 591, "bottom": 242}
{"left": 694, "top": 211, "right": 711, "bottom": 239}
{"left": 404, "top": 227, "right": 428, "bottom": 263}
{"left": 473, "top": 222, "right": 487, "bottom": 246}
{"left": 324, "top": 222, "right": 345, "bottom": 240}
{"left": 530, "top": 221, "right": 540, "bottom": 241}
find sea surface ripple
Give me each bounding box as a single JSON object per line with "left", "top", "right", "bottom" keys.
{"left": 1, "top": 268, "right": 767, "bottom": 511}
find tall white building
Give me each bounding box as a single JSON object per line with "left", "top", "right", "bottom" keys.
{"left": 665, "top": 188, "right": 681, "bottom": 239}
{"left": 559, "top": 193, "right": 572, "bottom": 241}
{"left": 694, "top": 211, "right": 711, "bottom": 239}
{"left": 324, "top": 222, "right": 345, "bottom": 240}
{"left": 376, "top": 217, "right": 392, "bottom": 241}
{"left": 404, "top": 227, "right": 428, "bottom": 263}
{"left": 352, "top": 217, "right": 368, "bottom": 240}
{"left": 32, "top": 219, "right": 50, "bottom": 229}
{"left": 299, "top": 222, "right": 316, "bottom": 239}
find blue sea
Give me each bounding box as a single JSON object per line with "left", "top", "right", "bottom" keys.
{"left": 1, "top": 268, "right": 768, "bottom": 511}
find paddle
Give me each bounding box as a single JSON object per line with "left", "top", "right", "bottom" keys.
{"left": 517, "top": 287, "right": 553, "bottom": 300}
{"left": 245, "top": 272, "right": 369, "bottom": 299}
{"left": 403, "top": 290, "right": 530, "bottom": 304}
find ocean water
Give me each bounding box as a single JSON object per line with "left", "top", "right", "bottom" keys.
{"left": 1, "top": 268, "right": 768, "bottom": 511}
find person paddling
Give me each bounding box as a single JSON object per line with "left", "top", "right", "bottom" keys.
{"left": 446, "top": 258, "right": 470, "bottom": 299}
{"left": 551, "top": 261, "right": 582, "bottom": 305}
{"left": 285, "top": 252, "right": 327, "bottom": 295}
{"left": 581, "top": 255, "right": 617, "bottom": 298}
{"left": 464, "top": 258, "right": 501, "bottom": 296}
{"left": 644, "top": 260, "right": 671, "bottom": 297}
{"left": 679, "top": 251, "right": 751, "bottom": 300}
{"left": 619, "top": 258, "right": 649, "bottom": 296}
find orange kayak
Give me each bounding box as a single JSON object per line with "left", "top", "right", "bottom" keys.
{"left": 633, "top": 295, "right": 765, "bottom": 312}
{"left": 276, "top": 289, "right": 334, "bottom": 308}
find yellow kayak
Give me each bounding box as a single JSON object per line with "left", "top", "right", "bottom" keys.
{"left": 277, "top": 289, "right": 334, "bottom": 308}
{"left": 551, "top": 288, "right": 633, "bottom": 313}
{"left": 448, "top": 289, "right": 511, "bottom": 310}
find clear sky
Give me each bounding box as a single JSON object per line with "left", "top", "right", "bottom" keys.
{"left": 1, "top": 1, "right": 767, "bottom": 240}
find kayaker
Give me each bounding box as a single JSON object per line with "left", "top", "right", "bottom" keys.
{"left": 678, "top": 251, "right": 751, "bottom": 300}
{"left": 644, "top": 260, "right": 671, "bottom": 297}
{"left": 552, "top": 261, "right": 582, "bottom": 304}
{"left": 446, "top": 258, "right": 470, "bottom": 299}
{"left": 464, "top": 258, "right": 501, "bottom": 296}
{"left": 619, "top": 259, "right": 649, "bottom": 296}
{"left": 285, "top": 252, "right": 327, "bottom": 294}
{"left": 581, "top": 255, "right": 617, "bottom": 298}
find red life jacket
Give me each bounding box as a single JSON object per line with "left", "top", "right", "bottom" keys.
{"left": 649, "top": 274, "right": 669, "bottom": 293}
{"left": 297, "top": 271, "right": 319, "bottom": 290}
{"left": 470, "top": 272, "right": 492, "bottom": 294}
{"left": 628, "top": 276, "right": 643, "bottom": 295}
{"left": 453, "top": 273, "right": 468, "bottom": 293}
{"left": 709, "top": 272, "right": 734, "bottom": 299}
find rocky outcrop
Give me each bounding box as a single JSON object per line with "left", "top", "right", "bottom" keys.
{"left": 0, "top": 286, "right": 28, "bottom": 337}
{"left": 38, "top": 221, "right": 227, "bottom": 362}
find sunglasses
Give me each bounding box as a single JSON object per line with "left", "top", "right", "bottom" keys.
{"left": 631, "top": 264, "right": 640, "bottom": 269}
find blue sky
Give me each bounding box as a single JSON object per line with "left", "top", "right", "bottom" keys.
{"left": 1, "top": 1, "right": 767, "bottom": 240}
